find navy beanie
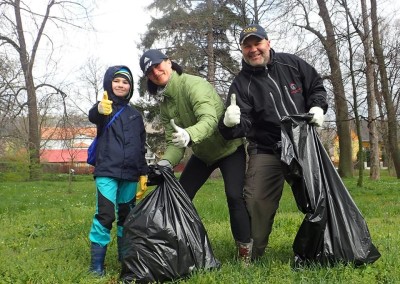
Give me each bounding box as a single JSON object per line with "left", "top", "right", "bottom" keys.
{"left": 114, "top": 68, "right": 133, "bottom": 86}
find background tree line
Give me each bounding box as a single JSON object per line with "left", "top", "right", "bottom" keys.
{"left": 136, "top": 0, "right": 400, "bottom": 186}
{"left": 1, "top": 0, "right": 400, "bottom": 186}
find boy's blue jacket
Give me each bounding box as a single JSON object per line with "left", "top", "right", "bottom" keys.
{"left": 88, "top": 65, "right": 148, "bottom": 181}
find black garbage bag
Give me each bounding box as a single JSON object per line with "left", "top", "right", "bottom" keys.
{"left": 280, "top": 114, "right": 381, "bottom": 266}
{"left": 120, "top": 166, "right": 221, "bottom": 283}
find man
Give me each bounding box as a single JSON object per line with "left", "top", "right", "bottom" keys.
{"left": 218, "top": 24, "right": 328, "bottom": 260}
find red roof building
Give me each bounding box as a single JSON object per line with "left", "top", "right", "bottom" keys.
{"left": 40, "top": 149, "right": 89, "bottom": 163}
{"left": 39, "top": 126, "right": 156, "bottom": 172}
{"left": 40, "top": 127, "right": 96, "bottom": 171}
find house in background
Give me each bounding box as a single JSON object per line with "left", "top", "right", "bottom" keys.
{"left": 328, "top": 120, "right": 386, "bottom": 169}
{"left": 40, "top": 126, "right": 157, "bottom": 173}
{"left": 40, "top": 127, "right": 96, "bottom": 174}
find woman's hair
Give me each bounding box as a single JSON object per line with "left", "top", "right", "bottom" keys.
{"left": 147, "top": 60, "right": 183, "bottom": 95}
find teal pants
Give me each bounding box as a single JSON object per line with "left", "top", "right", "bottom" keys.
{"left": 89, "top": 177, "right": 137, "bottom": 247}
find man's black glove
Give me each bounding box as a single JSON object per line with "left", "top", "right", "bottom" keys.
{"left": 146, "top": 165, "right": 163, "bottom": 186}
{"left": 147, "top": 160, "right": 173, "bottom": 186}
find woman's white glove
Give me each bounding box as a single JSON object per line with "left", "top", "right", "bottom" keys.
{"left": 170, "top": 119, "right": 190, "bottom": 148}
{"left": 223, "top": 94, "right": 241, "bottom": 127}
{"left": 157, "top": 159, "right": 172, "bottom": 168}
{"left": 309, "top": 106, "right": 325, "bottom": 127}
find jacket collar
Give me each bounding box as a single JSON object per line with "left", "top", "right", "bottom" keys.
{"left": 162, "top": 71, "right": 179, "bottom": 98}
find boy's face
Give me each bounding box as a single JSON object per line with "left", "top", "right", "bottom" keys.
{"left": 112, "top": 77, "right": 131, "bottom": 97}
{"left": 147, "top": 59, "right": 173, "bottom": 86}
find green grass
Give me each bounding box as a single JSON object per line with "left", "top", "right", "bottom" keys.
{"left": 0, "top": 173, "right": 399, "bottom": 283}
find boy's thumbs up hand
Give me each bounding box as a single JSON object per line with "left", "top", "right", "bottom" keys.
{"left": 223, "top": 93, "right": 241, "bottom": 127}
{"left": 98, "top": 91, "right": 113, "bottom": 115}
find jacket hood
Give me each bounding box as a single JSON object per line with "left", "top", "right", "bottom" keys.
{"left": 103, "top": 65, "right": 134, "bottom": 104}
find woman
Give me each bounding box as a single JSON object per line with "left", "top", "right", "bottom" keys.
{"left": 139, "top": 49, "right": 252, "bottom": 263}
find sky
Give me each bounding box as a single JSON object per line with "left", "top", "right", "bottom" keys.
{"left": 11, "top": 0, "right": 400, "bottom": 107}
{"left": 58, "top": 0, "right": 155, "bottom": 101}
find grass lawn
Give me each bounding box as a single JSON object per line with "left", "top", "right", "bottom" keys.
{"left": 0, "top": 172, "right": 399, "bottom": 283}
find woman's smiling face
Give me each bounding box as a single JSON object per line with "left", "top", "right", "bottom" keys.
{"left": 147, "top": 59, "right": 173, "bottom": 86}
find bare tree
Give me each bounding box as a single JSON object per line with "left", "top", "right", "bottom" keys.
{"left": 316, "top": 0, "right": 354, "bottom": 177}
{"left": 342, "top": 0, "right": 380, "bottom": 179}
{"left": 287, "top": 0, "right": 354, "bottom": 177}
{"left": 0, "top": 0, "right": 93, "bottom": 180}
{"left": 378, "top": 18, "right": 400, "bottom": 175}
{"left": 370, "top": 0, "right": 400, "bottom": 178}
{"left": 74, "top": 57, "right": 105, "bottom": 112}
{"left": 0, "top": 55, "right": 23, "bottom": 130}
{"left": 342, "top": 1, "right": 365, "bottom": 186}
{"left": 360, "top": 0, "right": 380, "bottom": 179}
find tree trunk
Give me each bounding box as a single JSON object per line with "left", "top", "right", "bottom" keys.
{"left": 370, "top": 0, "right": 400, "bottom": 178}
{"left": 375, "top": 79, "right": 393, "bottom": 175}
{"left": 360, "top": 0, "right": 380, "bottom": 180}
{"left": 15, "top": 0, "right": 41, "bottom": 180}
{"left": 26, "top": 74, "right": 41, "bottom": 180}
{"left": 344, "top": 3, "right": 364, "bottom": 186}
{"left": 206, "top": 0, "right": 215, "bottom": 85}
{"left": 316, "top": 0, "right": 353, "bottom": 177}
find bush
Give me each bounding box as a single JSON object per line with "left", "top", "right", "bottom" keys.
{"left": 0, "top": 161, "right": 29, "bottom": 182}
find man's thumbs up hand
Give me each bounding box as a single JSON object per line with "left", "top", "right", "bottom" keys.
{"left": 98, "top": 91, "right": 113, "bottom": 115}
{"left": 230, "top": 93, "right": 237, "bottom": 106}
{"left": 223, "top": 93, "right": 241, "bottom": 127}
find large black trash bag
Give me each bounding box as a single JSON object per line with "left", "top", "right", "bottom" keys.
{"left": 120, "top": 165, "right": 221, "bottom": 283}
{"left": 280, "top": 114, "right": 381, "bottom": 266}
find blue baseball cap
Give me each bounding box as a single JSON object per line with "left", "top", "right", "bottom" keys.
{"left": 140, "top": 49, "right": 169, "bottom": 74}
{"left": 239, "top": 24, "right": 268, "bottom": 44}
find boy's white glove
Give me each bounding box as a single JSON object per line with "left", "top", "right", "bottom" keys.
{"left": 98, "top": 91, "right": 113, "bottom": 115}
{"left": 223, "top": 94, "right": 241, "bottom": 127}
{"left": 170, "top": 119, "right": 190, "bottom": 148}
{"left": 309, "top": 106, "right": 324, "bottom": 127}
